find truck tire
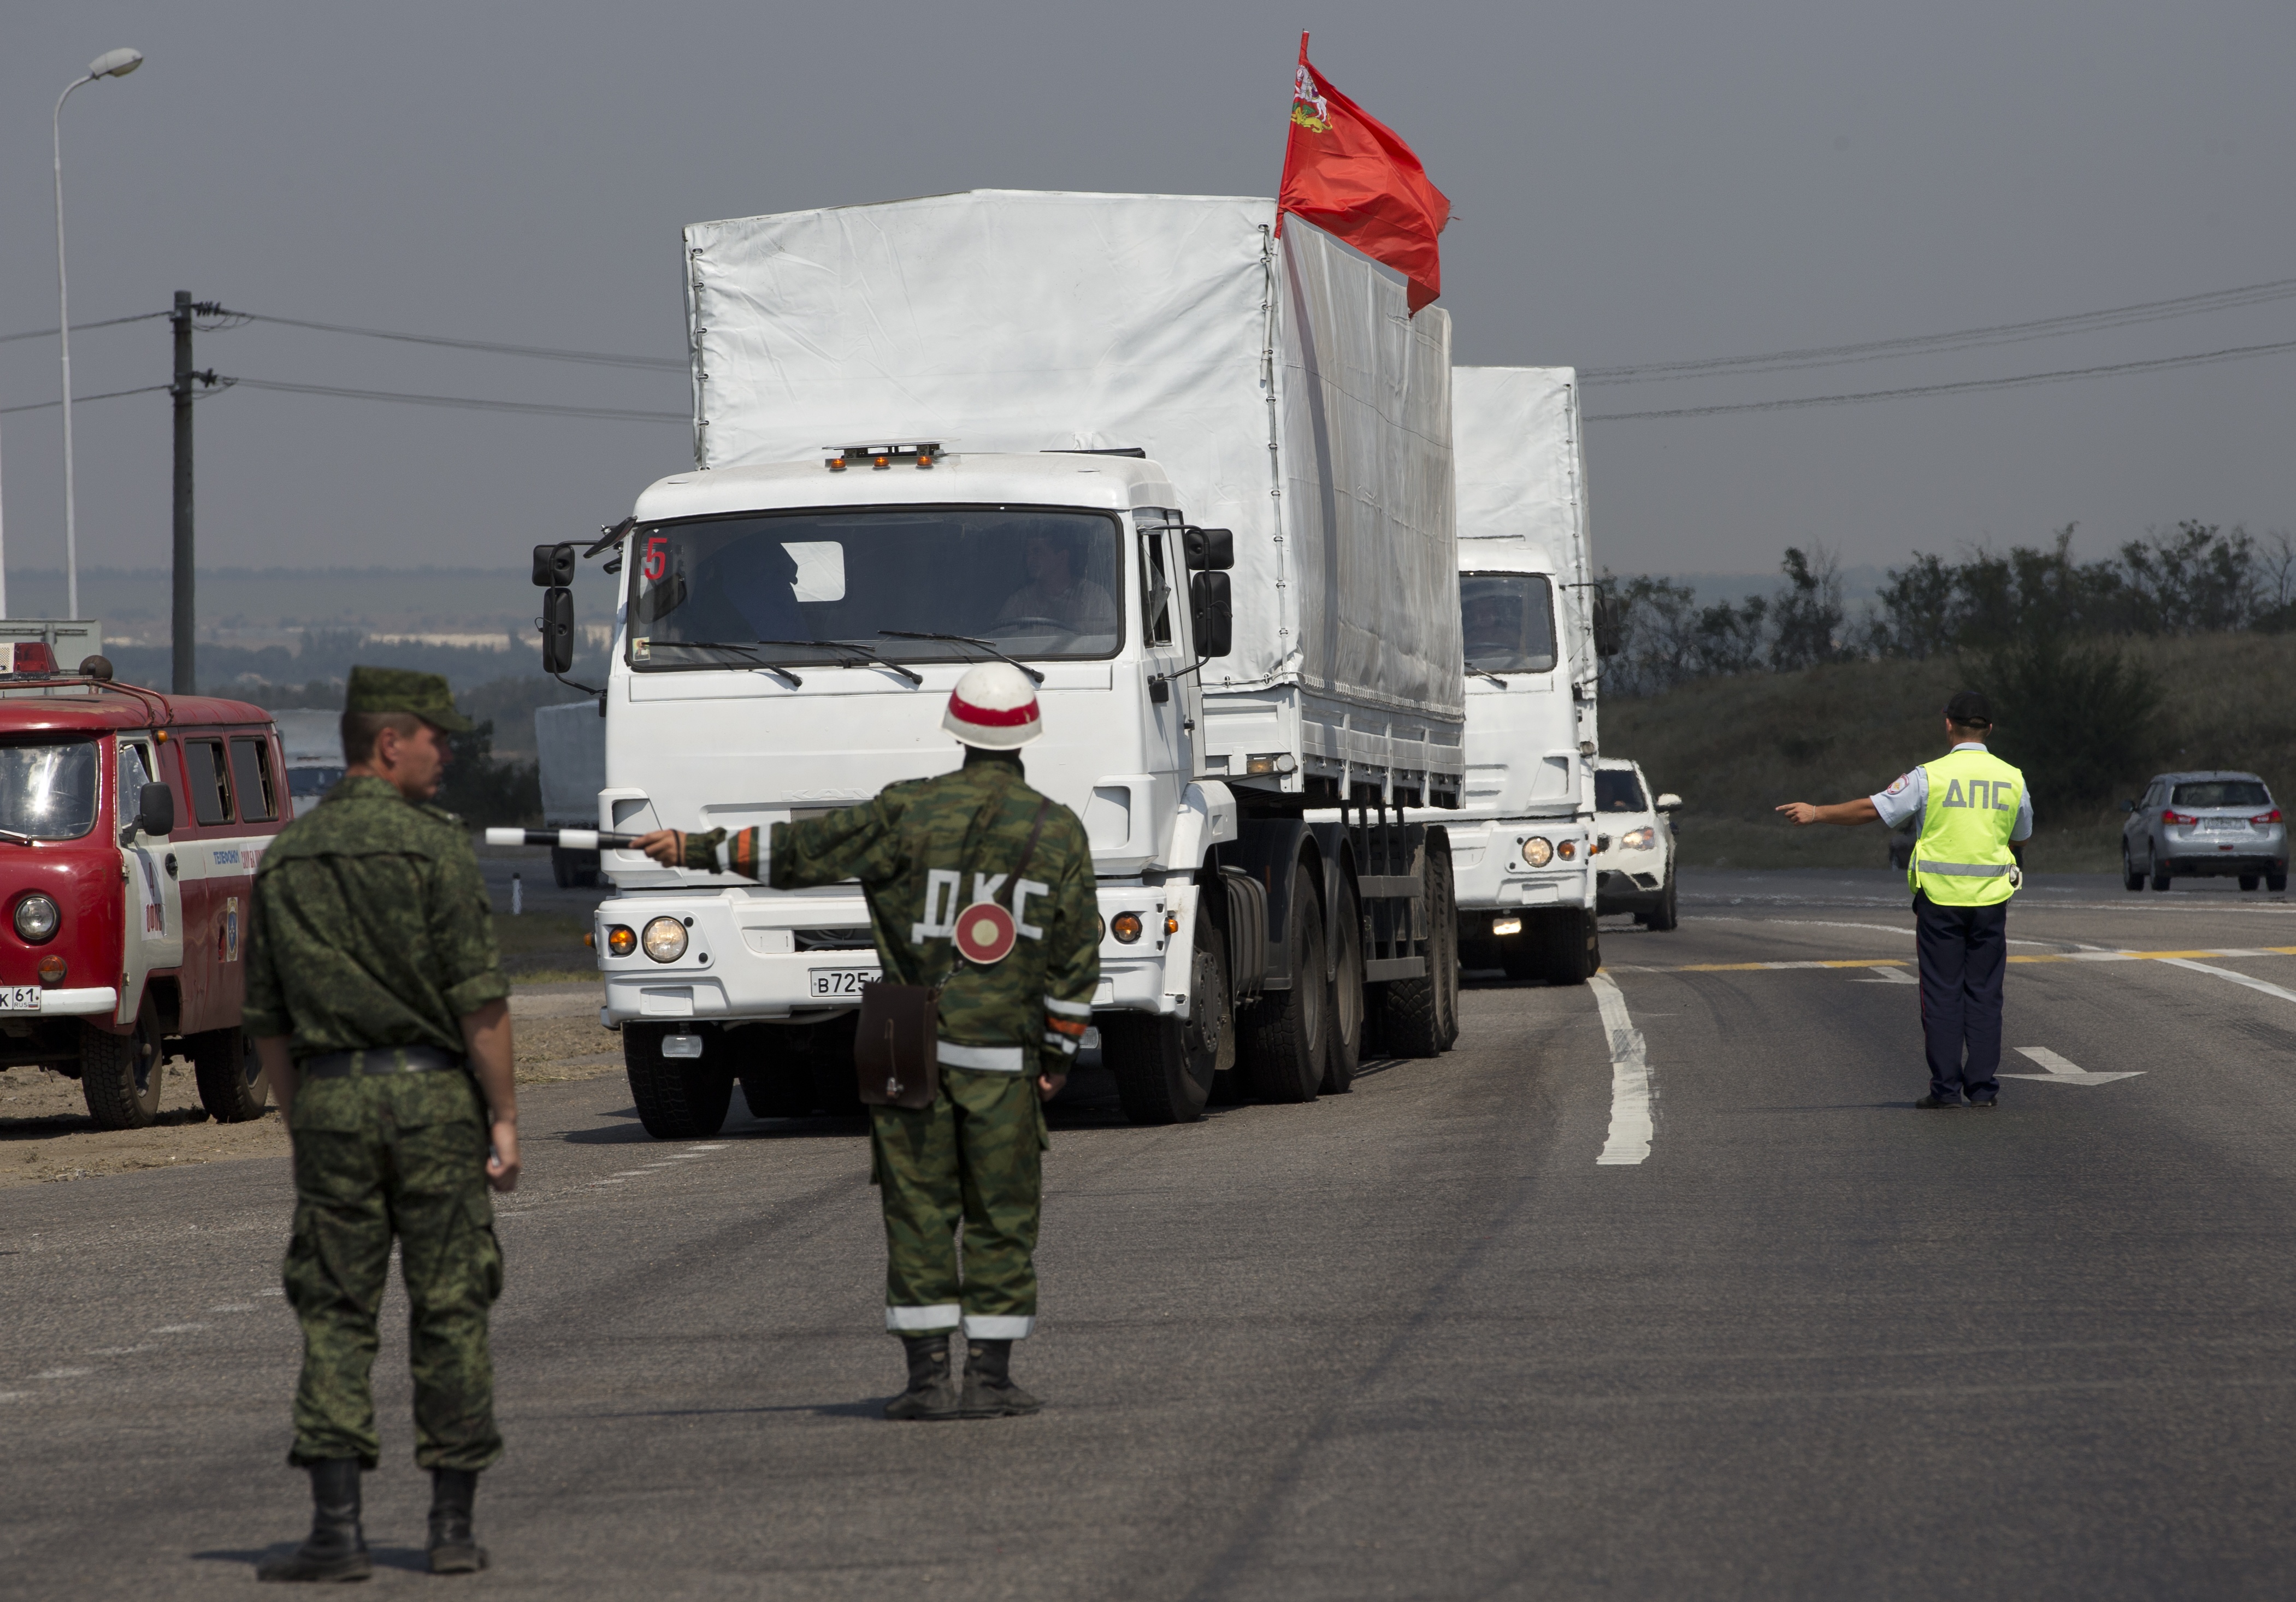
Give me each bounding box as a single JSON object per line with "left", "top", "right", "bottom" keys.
{"left": 1240, "top": 860, "right": 1326, "bottom": 1102}
{"left": 192, "top": 1025, "right": 270, "bottom": 1122}
{"left": 1540, "top": 907, "right": 1600, "bottom": 986}
{"left": 1431, "top": 847, "right": 1460, "bottom": 1050}
{"left": 807, "top": 1012, "right": 865, "bottom": 1116}
{"left": 1383, "top": 856, "right": 1446, "bottom": 1060}
{"left": 736, "top": 1025, "right": 818, "bottom": 1119}
{"left": 1107, "top": 920, "right": 1225, "bottom": 1124}
{"left": 1321, "top": 878, "right": 1365, "bottom": 1094}
{"left": 79, "top": 1001, "right": 166, "bottom": 1130}
{"left": 623, "top": 1023, "right": 733, "bottom": 1139}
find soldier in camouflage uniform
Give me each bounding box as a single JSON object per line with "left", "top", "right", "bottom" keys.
{"left": 638, "top": 661, "right": 1098, "bottom": 1419}
{"left": 244, "top": 666, "right": 518, "bottom": 1581}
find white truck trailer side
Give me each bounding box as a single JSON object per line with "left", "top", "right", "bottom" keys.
{"left": 1425, "top": 367, "right": 1609, "bottom": 983}
{"left": 570, "top": 190, "right": 1466, "bottom": 1135}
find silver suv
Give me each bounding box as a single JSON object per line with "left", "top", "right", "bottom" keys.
{"left": 2121, "top": 771, "right": 2288, "bottom": 893}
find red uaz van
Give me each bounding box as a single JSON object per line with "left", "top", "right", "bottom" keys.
{"left": 0, "top": 654, "right": 292, "bottom": 1128}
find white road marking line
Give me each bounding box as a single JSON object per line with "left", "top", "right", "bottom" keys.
{"left": 35, "top": 1368, "right": 93, "bottom": 1380}
{"left": 88, "top": 1345, "right": 152, "bottom": 1357}
{"left": 2002, "top": 1046, "right": 2144, "bottom": 1086}
{"left": 610, "top": 1171, "right": 653, "bottom": 1177}
{"left": 1852, "top": 967, "right": 1920, "bottom": 984}
{"left": 1589, "top": 973, "right": 1654, "bottom": 1167}
{"left": 2158, "top": 956, "right": 2296, "bottom": 1008}
{"left": 150, "top": 1323, "right": 209, "bottom": 1334}
{"left": 257, "top": 1288, "right": 285, "bottom": 1298}
{"left": 208, "top": 1303, "right": 255, "bottom": 1313}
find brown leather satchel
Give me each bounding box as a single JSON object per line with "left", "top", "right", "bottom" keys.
{"left": 853, "top": 788, "right": 1052, "bottom": 1110}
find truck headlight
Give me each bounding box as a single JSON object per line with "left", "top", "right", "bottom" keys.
{"left": 1519, "top": 836, "right": 1553, "bottom": 868}
{"left": 14, "top": 894, "right": 59, "bottom": 943}
{"left": 641, "top": 917, "right": 689, "bottom": 962}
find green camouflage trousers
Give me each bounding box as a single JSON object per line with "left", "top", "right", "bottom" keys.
{"left": 282, "top": 1069, "right": 504, "bottom": 1470}
{"left": 871, "top": 1063, "right": 1048, "bottom": 1340}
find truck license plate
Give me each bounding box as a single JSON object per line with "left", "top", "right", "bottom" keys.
{"left": 0, "top": 986, "right": 42, "bottom": 1012}
{"left": 808, "top": 968, "right": 879, "bottom": 998}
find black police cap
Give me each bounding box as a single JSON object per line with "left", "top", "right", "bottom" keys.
{"left": 1944, "top": 690, "right": 1993, "bottom": 725}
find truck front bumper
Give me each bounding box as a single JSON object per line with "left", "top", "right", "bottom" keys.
{"left": 1445, "top": 818, "right": 1596, "bottom": 913}
{"left": 593, "top": 885, "right": 1182, "bottom": 1026}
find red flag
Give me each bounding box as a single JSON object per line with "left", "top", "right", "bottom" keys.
{"left": 1277, "top": 33, "right": 1452, "bottom": 314}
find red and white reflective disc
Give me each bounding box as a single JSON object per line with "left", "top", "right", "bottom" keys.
{"left": 954, "top": 901, "right": 1017, "bottom": 965}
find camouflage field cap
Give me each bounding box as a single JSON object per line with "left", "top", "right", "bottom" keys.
{"left": 343, "top": 665, "right": 473, "bottom": 733}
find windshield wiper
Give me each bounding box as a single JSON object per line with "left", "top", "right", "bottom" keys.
{"left": 647, "top": 640, "right": 802, "bottom": 688}
{"left": 878, "top": 631, "right": 1046, "bottom": 685}
{"left": 752, "top": 640, "right": 923, "bottom": 687}
{"left": 0, "top": 827, "right": 34, "bottom": 847}
{"left": 1466, "top": 665, "right": 1509, "bottom": 688}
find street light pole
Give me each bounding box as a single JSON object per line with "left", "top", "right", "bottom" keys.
{"left": 51, "top": 46, "right": 144, "bottom": 624}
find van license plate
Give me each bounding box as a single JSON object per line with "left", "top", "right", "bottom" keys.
{"left": 808, "top": 968, "right": 879, "bottom": 998}
{"left": 0, "top": 986, "right": 42, "bottom": 1012}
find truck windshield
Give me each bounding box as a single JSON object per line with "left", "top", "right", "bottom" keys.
{"left": 2171, "top": 779, "right": 2270, "bottom": 808}
{"left": 1461, "top": 574, "right": 1556, "bottom": 673}
{"left": 627, "top": 509, "right": 1126, "bottom": 669}
{"left": 0, "top": 738, "right": 100, "bottom": 840}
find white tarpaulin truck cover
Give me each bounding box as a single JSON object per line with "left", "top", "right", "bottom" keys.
{"left": 1451, "top": 366, "right": 1590, "bottom": 581}
{"left": 683, "top": 190, "right": 1463, "bottom": 729}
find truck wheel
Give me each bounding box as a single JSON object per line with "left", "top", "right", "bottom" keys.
{"left": 1240, "top": 861, "right": 1326, "bottom": 1102}
{"left": 1432, "top": 848, "right": 1460, "bottom": 1050}
{"left": 1103, "top": 923, "right": 1221, "bottom": 1127}
{"left": 1383, "top": 849, "right": 1448, "bottom": 1059}
{"left": 1646, "top": 873, "right": 1680, "bottom": 932}
{"left": 807, "top": 1012, "right": 865, "bottom": 1116}
{"left": 622, "top": 1023, "right": 733, "bottom": 1139}
{"left": 735, "top": 1025, "right": 817, "bottom": 1119}
{"left": 192, "top": 1025, "right": 270, "bottom": 1122}
{"left": 1542, "top": 908, "right": 1600, "bottom": 986}
{"left": 1321, "top": 879, "right": 1364, "bottom": 1093}
{"left": 79, "top": 1002, "right": 166, "bottom": 1130}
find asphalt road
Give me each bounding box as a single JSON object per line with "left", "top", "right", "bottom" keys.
{"left": 6, "top": 867, "right": 2296, "bottom": 1598}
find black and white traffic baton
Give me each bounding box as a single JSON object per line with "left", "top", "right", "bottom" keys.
{"left": 483, "top": 827, "right": 645, "bottom": 851}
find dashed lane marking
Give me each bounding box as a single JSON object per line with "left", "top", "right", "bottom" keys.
{"left": 2003, "top": 1047, "right": 2145, "bottom": 1086}
{"left": 1589, "top": 973, "right": 1654, "bottom": 1167}
{"left": 2156, "top": 956, "right": 2296, "bottom": 1008}
{"left": 150, "top": 1323, "right": 209, "bottom": 1334}
{"left": 1609, "top": 945, "right": 2296, "bottom": 975}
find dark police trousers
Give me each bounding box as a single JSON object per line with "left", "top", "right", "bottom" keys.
{"left": 1914, "top": 891, "right": 2007, "bottom": 1103}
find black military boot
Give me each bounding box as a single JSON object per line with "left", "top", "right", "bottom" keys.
{"left": 256, "top": 1459, "right": 372, "bottom": 1583}
{"left": 427, "top": 1468, "right": 488, "bottom": 1575}
{"left": 883, "top": 1333, "right": 961, "bottom": 1420}
{"left": 961, "top": 1338, "right": 1042, "bottom": 1418}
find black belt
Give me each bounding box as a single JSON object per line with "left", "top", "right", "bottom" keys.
{"left": 300, "top": 1045, "right": 466, "bottom": 1078}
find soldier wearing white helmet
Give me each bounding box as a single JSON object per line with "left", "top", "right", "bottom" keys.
{"left": 637, "top": 661, "right": 1098, "bottom": 1418}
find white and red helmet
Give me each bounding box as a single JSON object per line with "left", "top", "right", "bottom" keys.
{"left": 942, "top": 661, "right": 1042, "bottom": 749}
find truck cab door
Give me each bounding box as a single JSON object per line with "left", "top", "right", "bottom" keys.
{"left": 116, "top": 736, "right": 183, "bottom": 1020}
{"left": 1137, "top": 526, "right": 1189, "bottom": 818}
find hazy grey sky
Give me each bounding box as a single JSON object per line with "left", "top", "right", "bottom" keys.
{"left": 4, "top": 1, "right": 2292, "bottom": 598}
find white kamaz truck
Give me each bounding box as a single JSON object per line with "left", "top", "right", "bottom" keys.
{"left": 551, "top": 191, "right": 1467, "bottom": 1137}
{"left": 1427, "top": 368, "right": 1612, "bottom": 984}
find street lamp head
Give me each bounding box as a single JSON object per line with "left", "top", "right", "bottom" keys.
{"left": 87, "top": 48, "right": 144, "bottom": 80}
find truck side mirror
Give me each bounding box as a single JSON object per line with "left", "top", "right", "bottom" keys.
{"left": 1190, "top": 571, "right": 1233, "bottom": 658}
{"left": 138, "top": 783, "right": 176, "bottom": 839}
{"left": 540, "top": 587, "right": 576, "bottom": 675}
{"left": 533, "top": 543, "right": 576, "bottom": 587}
{"left": 1183, "top": 527, "right": 1235, "bottom": 571}
{"left": 1592, "top": 594, "right": 1624, "bottom": 658}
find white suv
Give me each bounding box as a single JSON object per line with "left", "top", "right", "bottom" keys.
{"left": 1593, "top": 758, "right": 1680, "bottom": 930}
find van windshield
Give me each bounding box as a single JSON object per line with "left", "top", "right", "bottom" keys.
{"left": 627, "top": 509, "right": 1125, "bottom": 669}
{"left": 0, "top": 739, "right": 100, "bottom": 840}
{"left": 1461, "top": 574, "right": 1557, "bottom": 673}
{"left": 2172, "top": 779, "right": 2271, "bottom": 809}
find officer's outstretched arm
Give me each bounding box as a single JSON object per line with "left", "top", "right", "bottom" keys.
{"left": 1776, "top": 797, "right": 1881, "bottom": 827}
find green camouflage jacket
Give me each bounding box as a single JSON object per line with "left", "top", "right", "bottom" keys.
{"left": 687, "top": 758, "right": 1098, "bottom": 1072}
{"left": 245, "top": 776, "right": 507, "bottom": 1059}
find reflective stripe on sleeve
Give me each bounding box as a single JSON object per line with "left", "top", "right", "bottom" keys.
{"left": 1044, "top": 996, "right": 1092, "bottom": 1019}
{"left": 936, "top": 1042, "right": 1025, "bottom": 1073}
{"left": 1044, "top": 1032, "right": 1078, "bottom": 1054}
{"left": 963, "top": 1314, "right": 1035, "bottom": 1340}
{"left": 1916, "top": 859, "right": 2014, "bottom": 877}
{"left": 886, "top": 1303, "right": 962, "bottom": 1332}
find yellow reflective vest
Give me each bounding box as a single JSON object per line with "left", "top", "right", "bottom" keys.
{"left": 1909, "top": 747, "right": 2026, "bottom": 906}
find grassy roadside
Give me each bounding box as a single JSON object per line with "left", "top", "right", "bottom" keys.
{"left": 1605, "top": 632, "right": 2296, "bottom": 872}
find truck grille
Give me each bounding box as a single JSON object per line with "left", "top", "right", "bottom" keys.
{"left": 794, "top": 926, "right": 873, "bottom": 951}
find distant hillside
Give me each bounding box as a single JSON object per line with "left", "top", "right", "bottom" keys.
{"left": 1603, "top": 632, "right": 2296, "bottom": 871}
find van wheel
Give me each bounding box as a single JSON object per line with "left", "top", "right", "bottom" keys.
{"left": 1107, "top": 919, "right": 1223, "bottom": 1125}
{"left": 1321, "top": 879, "right": 1364, "bottom": 1093}
{"left": 1240, "top": 860, "right": 1326, "bottom": 1102}
{"left": 80, "top": 1002, "right": 165, "bottom": 1130}
{"left": 192, "top": 1025, "right": 270, "bottom": 1122}
{"left": 623, "top": 1023, "right": 732, "bottom": 1139}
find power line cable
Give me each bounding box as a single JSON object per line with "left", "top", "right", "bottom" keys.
{"left": 222, "top": 375, "right": 686, "bottom": 423}
{"left": 0, "top": 311, "right": 170, "bottom": 345}
{"left": 1584, "top": 274, "right": 2296, "bottom": 384}
{"left": 0, "top": 383, "right": 171, "bottom": 416}
{"left": 215, "top": 308, "right": 684, "bottom": 371}
{"left": 1585, "top": 335, "right": 2296, "bottom": 421}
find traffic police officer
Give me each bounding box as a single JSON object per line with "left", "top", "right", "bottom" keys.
{"left": 245, "top": 667, "right": 517, "bottom": 1581}
{"left": 637, "top": 661, "right": 1098, "bottom": 1419}
{"left": 1777, "top": 690, "right": 2032, "bottom": 1108}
